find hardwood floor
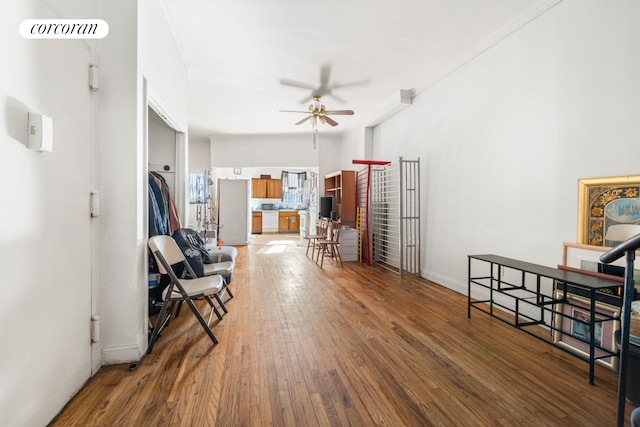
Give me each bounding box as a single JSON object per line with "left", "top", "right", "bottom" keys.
{"left": 51, "top": 234, "right": 634, "bottom": 426}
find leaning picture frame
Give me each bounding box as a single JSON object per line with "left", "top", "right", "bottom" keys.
{"left": 552, "top": 290, "right": 620, "bottom": 371}
{"left": 562, "top": 242, "right": 640, "bottom": 302}
{"left": 577, "top": 175, "right": 640, "bottom": 246}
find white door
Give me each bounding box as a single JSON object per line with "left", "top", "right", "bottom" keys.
{"left": 0, "top": 19, "right": 94, "bottom": 425}
{"left": 218, "top": 179, "right": 249, "bottom": 245}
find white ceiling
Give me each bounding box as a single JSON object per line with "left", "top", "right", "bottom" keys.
{"left": 160, "top": 0, "right": 549, "bottom": 138}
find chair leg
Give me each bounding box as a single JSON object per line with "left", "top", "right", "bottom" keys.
{"left": 320, "top": 244, "right": 326, "bottom": 268}
{"left": 334, "top": 246, "right": 343, "bottom": 267}
{"left": 148, "top": 300, "right": 171, "bottom": 354}
{"left": 175, "top": 299, "right": 187, "bottom": 318}
{"left": 183, "top": 297, "right": 219, "bottom": 344}
{"left": 224, "top": 283, "right": 234, "bottom": 299}
{"left": 218, "top": 285, "right": 233, "bottom": 305}
{"left": 306, "top": 238, "right": 312, "bottom": 257}
{"left": 214, "top": 293, "right": 228, "bottom": 314}
{"left": 205, "top": 295, "right": 224, "bottom": 321}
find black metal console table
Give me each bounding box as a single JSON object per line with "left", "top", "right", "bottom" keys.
{"left": 468, "top": 254, "right": 623, "bottom": 385}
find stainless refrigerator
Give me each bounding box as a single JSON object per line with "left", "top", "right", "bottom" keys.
{"left": 217, "top": 179, "right": 249, "bottom": 245}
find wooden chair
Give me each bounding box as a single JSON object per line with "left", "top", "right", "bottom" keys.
{"left": 306, "top": 218, "right": 329, "bottom": 259}
{"left": 315, "top": 220, "right": 343, "bottom": 268}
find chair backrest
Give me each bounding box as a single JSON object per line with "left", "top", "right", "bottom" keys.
{"left": 148, "top": 235, "right": 187, "bottom": 274}
{"left": 329, "top": 221, "right": 341, "bottom": 242}
{"left": 316, "top": 218, "right": 329, "bottom": 238}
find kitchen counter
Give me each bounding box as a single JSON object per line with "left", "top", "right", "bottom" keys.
{"left": 252, "top": 210, "right": 302, "bottom": 233}
{"left": 252, "top": 209, "right": 299, "bottom": 212}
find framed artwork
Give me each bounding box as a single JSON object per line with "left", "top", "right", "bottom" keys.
{"left": 577, "top": 175, "right": 640, "bottom": 246}
{"left": 553, "top": 290, "right": 619, "bottom": 371}
{"left": 562, "top": 242, "right": 640, "bottom": 303}
{"left": 563, "top": 242, "right": 627, "bottom": 277}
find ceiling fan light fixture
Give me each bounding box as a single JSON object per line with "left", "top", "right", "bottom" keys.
{"left": 312, "top": 97, "right": 322, "bottom": 112}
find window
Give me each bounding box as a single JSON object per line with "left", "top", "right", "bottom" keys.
{"left": 189, "top": 173, "right": 208, "bottom": 203}
{"left": 281, "top": 171, "right": 307, "bottom": 203}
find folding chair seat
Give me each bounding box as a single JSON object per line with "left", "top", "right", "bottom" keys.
{"left": 147, "top": 235, "right": 231, "bottom": 354}
{"left": 207, "top": 245, "right": 238, "bottom": 263}
{"left": 204, "top": 245, "right": 238, "bottom": 284}
{"left": 203, "top": 260, "right": 235, "bottom": 286}
{"left": 204, "top": 246, "right": 238, "bottom": 284}
{"left": 219, "top": 246, "right": 238, "bottom": 261}
{"left": 206, "top": 245, "right": 237, "bottom": 283}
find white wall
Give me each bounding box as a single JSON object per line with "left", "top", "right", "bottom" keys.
{"left": 1, "top": 1, "right": 97, "bottom": 425}
{"left": 210, "top": 133, "right": 322, "bottom": 168}
{"left": 210, "top": 133, "right": 344, "bottom": 194}
{"left": 96, "top": 0, "right": 144, "bottom": 365}
{"left": 96, "top": 0, "right": 189, "bottom": 367}
{"left": 344, "top": 0, "right": 640, "bottom": 295}
{"left": 0, "top": 1, "right": 190, "bottom": 424}
{"left": 189, "top": 137, "right": 211, "bottom": 173}
{"left": 149, "top": 107, "right": 178, "bottom": 196}
{"left": 139, "top": 0, "right": 188, "bottom": 131}
{"left": 341, "top": 127, "right": 367, "bottom": 168}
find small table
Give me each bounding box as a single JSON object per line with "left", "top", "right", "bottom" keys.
{"left": 468, "top": 254, "right": 623, "bottom": 385}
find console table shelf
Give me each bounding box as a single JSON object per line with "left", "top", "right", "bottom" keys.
{"left": 468, "top": 254, "right": 623, "bottom": 385}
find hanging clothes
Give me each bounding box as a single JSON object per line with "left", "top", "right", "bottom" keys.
{"left": 148, "top": 183, "right": 163, "bottom": 236}
{"left": 148, "top": 173, "right": 169, "bottom": 236}
{"left": 150, "top": 172, "right": 182, "bottom": 234}
{"left": 148, "top": 171, "right": 184, "bottom": 295}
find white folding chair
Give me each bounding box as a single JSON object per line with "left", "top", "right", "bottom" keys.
{"left": 147, "top": 235, "right": 229, "bottom": 353}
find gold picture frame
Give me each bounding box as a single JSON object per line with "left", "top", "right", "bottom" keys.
{"left": 577, "top": 175, "right": 640, "bottom": 246}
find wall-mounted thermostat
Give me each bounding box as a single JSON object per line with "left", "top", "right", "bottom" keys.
{"left": 28, "top": 112, "right": 53, "bottom": 152}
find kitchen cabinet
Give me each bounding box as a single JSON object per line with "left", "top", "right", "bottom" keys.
{"left": 251, "top": 211, "right": 262, "bottom": 234}
{"left": 251, "top": 179, "right": 267, "bottom": 198}
{"left": 278, "top": 211, "right": 300, "bottom": 233}
{"left": 251, "top": 178, "right": 282, "bottom": 199}
{"left": 267, "top": 179, "right": 282, "bottom": 199}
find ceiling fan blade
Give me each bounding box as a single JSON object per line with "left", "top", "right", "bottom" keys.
{"left": 279, "top": 78, "right": 316, "bottom": 90}
{"left": 326, "top": 92, "right": 346, "bottom": 104}
{"left": 295, "top": 115, "right": 312, "bottom": 125}
{"left": 319, "top": 64, "right": 331, "bottom": 86}
{"left": 279, "top": 109, "right": 309, "bottom": 114}
{"left": 323, "top": 115, "right": 339, "bottom": 127}
{"left": 331, "top": 79, "right": 369, "bottom": 90}
{"left": 298, "top": 94, "right": 313, "bottom": 104}
{"left": 324, "top": 110, "right": 354, "bottom": 115}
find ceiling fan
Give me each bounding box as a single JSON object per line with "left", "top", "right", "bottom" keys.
{"left": 280, "top": 96, "right": 354, "bottom": 149}
{"left": 279, "top": 63, "right": 368, "bottom": 104}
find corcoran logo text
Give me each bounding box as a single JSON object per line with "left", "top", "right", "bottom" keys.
{"left": 20, "top": 19, "right": 109, "bottom": 39}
